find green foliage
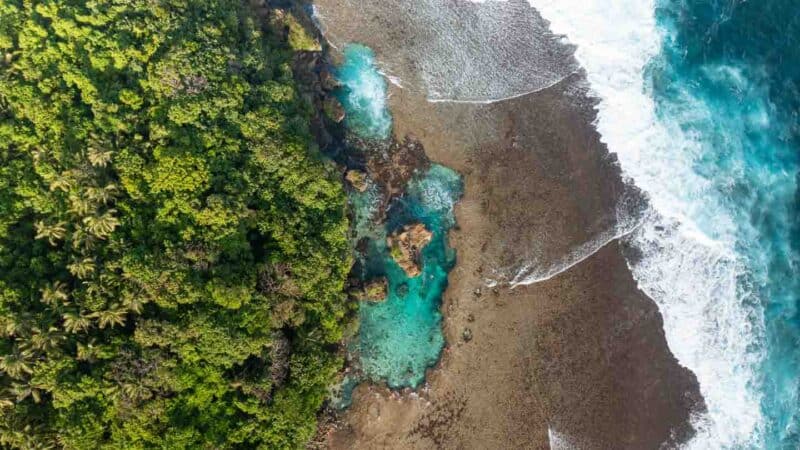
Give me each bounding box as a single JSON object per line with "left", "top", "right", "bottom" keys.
{"left": 0, "top": 0, "right": 351, "bottom": 448}
{"left": 280, "top": 11, "right": 322, "bottom": 52}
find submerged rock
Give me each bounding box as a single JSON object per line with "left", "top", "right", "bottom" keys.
{"left": 345, "top": 169, "right": 369, "bottom": 192}
{"left": 387, "top": 223, "right": 433, "bottom": 277}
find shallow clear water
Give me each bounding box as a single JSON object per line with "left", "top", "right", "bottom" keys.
{"left": 316, "top": 0, "right": 576, "bottom": 102}
{"left": 355, "top": 165, "right": 462, "bottom": 388}
{"left": 333, "top": 44, "right": 392, "bottom": 139}
{"left": 332, "top": 44, "right": 463, "bottom": 391}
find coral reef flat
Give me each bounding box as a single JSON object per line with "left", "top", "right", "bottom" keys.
{"left": 313, "top": 0, "right": 704, "bottom": 448}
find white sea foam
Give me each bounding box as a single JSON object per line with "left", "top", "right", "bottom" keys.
{"left": 548, "top": 426, "right": 578, "bottom": 450}
{"left": 500, "top": 180, "right": 644, "bottom": 288}
{"left": 524, "top": 0, "right": 764, "bottom": 448}
{"left": 425, "top": 70, "right": 576, "bottom": 104}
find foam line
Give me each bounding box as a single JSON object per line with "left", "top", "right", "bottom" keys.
{"left": 426, "top": 71, "right": 577, "bottom": 105}
{"left": 548, "top": 426, "right": 578, "bottom": 450}
{"left": 507, "top": 224, "right": 638, "bottom": 288}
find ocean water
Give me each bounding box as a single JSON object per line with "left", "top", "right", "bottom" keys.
{"left": 526, "top": 0, "right": 800, "bottom": 448}
{"left": 314, "top": 0, "right": 576, "bottom": 102}
{"left": 354, "top": 165, "right": 462, "bottom": 388}
{"left": 333, "top": 44, "right": 392, "bottom": 139}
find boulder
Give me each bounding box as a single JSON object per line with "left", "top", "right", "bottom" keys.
{"left": 387, "top": 223, "right": 433, "bottom": 277}
{"left": 462, "top": 328, "right": 473, "bottom": 342}
{"left": 345, "top": 169, "right": 369, "bottom": 192}
{"left": 351, "top": 277, "right": 388, "bottom": 302}
{"left": 323, "top": 95, "right": 346, "bottom": 123}
{"left": 320, "top": 68, "right": 342, "bottom": 91}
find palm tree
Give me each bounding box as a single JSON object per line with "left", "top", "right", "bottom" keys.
{"left": 83, "top": 209, "right": 119, "bottom": 239}
{"left": 85, "top": 183, "right": 117, "bottom": 205}
{"left": 122, "top": 292, "right": 146, "bottom": 315}
{"left": 120, "top": 382, "right": 152, "bottom": 403}
{"left": 8, "top": 380, "right": 45, "bottom": 403}
{"left": 0, "top": 313, "right": 30, "bottom": 338}
{"left": 70, "top": 225, "right": 96, "bottom": 252}
{"left": 90, "top": 305, "right": 127, "bottom": 329}
{"left": 40, "top": 281, "right": 69, "bottom": 306}
{"left": 0, "top": 396, "right": 13, "bottom": 409}
{"left": 25, "top": 327, "right": 64, "bottom": 353}
{"left": 0, "top": 349, "right": 33, "bottom": 378}
{"left": 76, "top": 339, "right": 103, "bottom": 363}
{"left": 62, "top": 311, "right": 92, "bottom": 334}
{"left": 87, "top": 147, "right": 113, "bottom": 168}
{"left": 34, "top": 221, "right": 67, "bottom": 246}
{"left": 68, "top": 194, "right": 93, "bottom": 217}
{"left": 48, "top": 172, "right": 73, "bottom": 192}
{"left": 0, "top": 317, "right": 14, "bottom": 339}
{"left": 67, "top": 257, "right": 95, "bottom": 279}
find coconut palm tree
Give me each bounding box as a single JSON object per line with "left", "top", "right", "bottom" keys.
{"left": 122, "top": 292, "right": 146, "bottom": 315}
{"left": 85, "top": 183, "right": 117, "bottom": 205}
{"left": 70, "top": 225, "right": 97, "bottom": 252}
{"left": 68, "top": 193, "right": 93, "bottom": 217}
{"left": 1, "top": 313, "right": 32, "bottom": 339}
{"left": 25, "top": 327, "right": 64, "bottom": 353}
{"left": 40, "top": 281, "right": 69, "bottom": 306}
{"left": 62, "top": 311, "right": 91, "bottom": 334}
{"left": 120, "top": 382, "right": 152, "bottom": 403}
{"left": 67, "top": 258, "right": 95, "bottom": 279}
{"left": 0, "top": 349, "right": 33, "bottom": 378}
{"left": 83, "top": 210, "right": 119, "bottom": 239}
{"left": 48, "top": 172, "right": 73, "bottom": 192}
{"left": 8, "top": 380, "right": 45, "bottom": 403}
{"left": 87, "top": 147, "right": 113, "bottom": 168}
{"left": 34, "top": 221, "right": 67, "bottom": 246}
{"left": 90, "top": 305, "right": 127, "bottom": 329}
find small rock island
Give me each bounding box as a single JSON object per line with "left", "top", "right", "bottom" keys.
{"left": 387, "top": 222, "right": 433, "bottom": 277}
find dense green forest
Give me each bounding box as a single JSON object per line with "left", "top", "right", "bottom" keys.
{"left": 0, "top": 0, "right": 351, "bottom": 448}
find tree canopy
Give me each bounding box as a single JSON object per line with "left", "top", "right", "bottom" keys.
{"left": 0, "top": 0, "right": 351, "bottom": 447}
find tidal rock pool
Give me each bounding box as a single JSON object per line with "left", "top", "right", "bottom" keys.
{"left": 354, "top": 164, "right": 462, "bottom": 388}
{"left": 331, "top": 42, "right": 462, "bottom": 403}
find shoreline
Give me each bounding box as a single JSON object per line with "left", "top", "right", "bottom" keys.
{"left": 311, "top": 1, "right": 705, "bottom": 448}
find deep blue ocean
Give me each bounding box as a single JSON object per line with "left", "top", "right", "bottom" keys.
{"left": 652, "top": 1, "right": 800, "bottom": 447}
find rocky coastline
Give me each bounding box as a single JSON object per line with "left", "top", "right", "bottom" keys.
{"left": 288, "top": 3, "right": 452, "bottom": 413}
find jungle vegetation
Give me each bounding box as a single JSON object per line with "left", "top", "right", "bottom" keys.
{"left": 0, "top": 0, "right": 351, "bottom": 448}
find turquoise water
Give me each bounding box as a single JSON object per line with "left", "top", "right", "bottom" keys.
{"left": 332, "top": 43, "right": 463, "bottom": 391}
{"left": 651, "top": 2, "right": 800, "bottom": 447}
{"left": 333, "top": 44, "right": 392, "bottom": 139}
{"left": 352, "top": 165, "right": 462, "bottom": 388}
